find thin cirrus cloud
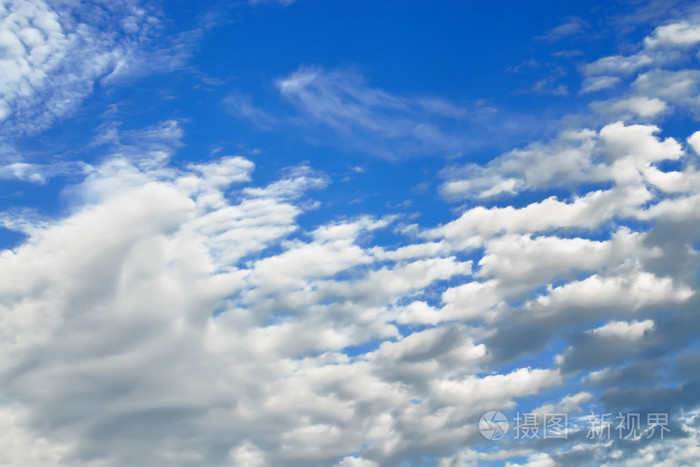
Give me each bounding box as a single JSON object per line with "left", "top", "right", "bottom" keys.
{"left": 225, "top": 66, "right": 540, "bottom": 160}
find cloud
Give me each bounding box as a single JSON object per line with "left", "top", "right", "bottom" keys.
{"left": 645, "top": 20, "right": 700, "bottom": 48}
{"left": 580, "top": 75, "right": 621, "bottom": 94}
{"left": 223, "top": 90, "right": 277, "bottom": 127}
{"left": 0, "top": 128, "right": 696, "bottom": 467}
{"left": 589, "top": 319, "right": 655, "bottom": 340}
{"left": 584, "top": 52, "right": 655, "bottom": 77}
{"left": 688, "top": 130, "right": 700, "bottom": 154}
{"left": 275, "top": 66, "right": 473, "bottom": 159}
{"left": 9, "top": 113, "right": 696, "bottom": 464}
{"left": 439, "top": 121, "right": 683, "bottom": 200}
{"left": 537, "top": 18, "right": 588, "bottom": 41}
{"left": 0, "top": 0, "right": 200, "bottom": 139}
{"left": 530, "top": 77, "right": 569, "bottom": 96}
{"left": 590, "top": 96, "right": 668, "bottom": 119}
{"left": 249, "top": 0, "right": 296, "bottom": 6}
{"left": 583, "top": 17, "right": 700, "bottom": 79}
{"left": 0, "top": 161, "right": 82, "bottom": 184}
{"left": 631, "top": 69, "right": 700, "bottom": 118}
{"left": 265, "top": 66, "right": 540, "bottom": 159}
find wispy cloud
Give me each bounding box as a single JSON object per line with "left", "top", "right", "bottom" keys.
{"left": 269, "top": 66, "right": 540, "bottom": 159}
{"left": 0, "top": 161, "right": 84, "bottom": 184}
{"left": 536, "top": 17, "right": 589, "bottom": 41}
{"left": 223, "top": 90, "right": 277, "bottom": 128}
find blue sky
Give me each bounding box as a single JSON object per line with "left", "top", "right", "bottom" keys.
{"left": 1, "top": 0, "right": 700, "bottom": 466}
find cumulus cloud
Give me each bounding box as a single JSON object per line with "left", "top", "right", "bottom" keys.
{"left": 0, "top": 149, "right": 501, "bottom": 465}
{"left": 8, "top": 110, "right": 697, "bottom": 463}
{"left": 590, "top": 96, "right": 668, "bottom": 119}
{"left": 589, "top": 319, "right": 655, "bottom": 340}
{"left": 645, "top": 20, "right": 700, "bottom": 48}
{"left": 580, "top": 17, "right": 700, "bottom": 121}
{"left": 583, "top": 17, "right": 700, "bottom": 79}
{"left": 439, "top": 121, "right": 683, "bottom": 200}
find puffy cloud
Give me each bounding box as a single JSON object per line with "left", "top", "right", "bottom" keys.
{"left": 475, "top": 229, "right": 655, "bottom": 297}
{"left": 440, "top": 121, "right": 683, "bottom": 202}
{"left": 10, "top": 122, "right": 693, "bottom": 463}
{"left": 590, "top": 96, "right": 668, "bottom": 118}
{"left": 645, "top": 20, "right": 700, "bottom": 48}
{"left": 589, "top": 319, "right": 655, "bottom": 340}
{"left": 688, "top": 130, "right": 700, "bottom": 154}
{"left": 584, "top": 52, "right": 654, "bottom": 77}
{"left": 584, "top": 18, "right": 700, "bottom": 80}
{"left": 631, "top": 69, "right": 700, "bottom": 117}
{"left": 440, "top": 128, "right": 599, "bottom": 200}
{"left": 0, "top": 0, "right": 199, "bottom": 138}
{"left": 0, "top": 150, "right": 507, "bottom": 465}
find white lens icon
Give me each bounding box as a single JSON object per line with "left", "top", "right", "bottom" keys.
{"left": 479, "top": 411, "right": 509, "bottom": 440}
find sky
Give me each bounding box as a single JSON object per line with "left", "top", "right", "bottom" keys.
{"left": 1, "top": 0, "right": 700, "bottom": 465}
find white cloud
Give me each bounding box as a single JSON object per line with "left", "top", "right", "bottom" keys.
{"left": 645, "top": 20, "right": 700, "bottom": 48}
{"left": 533, "top": 391, "right": 593, "bottom": 415}
{"left": 631, "top": 69, "right": 700, "bottom": 117}
{"left": 688, "top": 130, "right": 700, "bottom": 154}
{"left": 580, "top": 75, "right": 621, "bottom": 94}
{"left": 272, "top": 66, "right": 542, "bottom": 159}
{"left": 428, "top": 186, "right": 652, "bottom": 250}
{"left": 440, "top": 121, "right": 683, "bottom": 201}
{"left": 584, "top": 52, "right": 654, "bottom": 76}
{"left": 0, "top": 161, "right": 80, "bottom": 184}
{"left": 224, "top": 90, "right": 277, "bottom": 127}
{"left": 439, "top": 128, "right": 599, "bottom": 199}
{"left": 583, "top": 18, "right": 700, "bottom": 82}
{"left": 591, "top": 96, "right": 668, "bottom": 118}
{"left": 506, "top": 453, "right": 557, "bottom": 467}
{"left": 529, "top": 267, "right": 693, "bottom": 313}
{"left": 335, "top": 456, "right": 380, "bottom": 467}
{"left": 476, "top": 229, "right": 655, "bottom": 296}
{"left": 537, "top": 18, "right": 587, "bottom": 41}
{"left": 8, "top": 126, "right": 690, "bottom": 464}
{"left": 0, "top": 1, "right": 197, "bottom": 138}
{"left": 0, "top": 150, "right": 501, "bottom": 465}
{"left": 275, "top": 66, "right": 472, "bottom": 159}
{"left": 590, "top": 319, "right": 655, "bottom": 340}
{"left": 227, "top": 442, "right": 268, "bottom": 467}
{"left": 430, "top": 368, "right": 561, "bottom": 406}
